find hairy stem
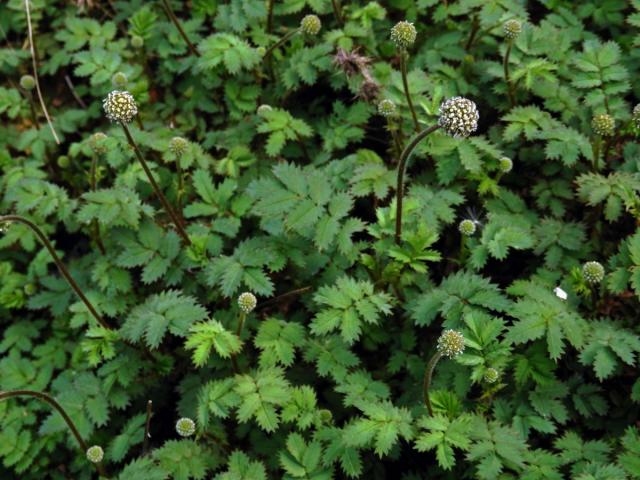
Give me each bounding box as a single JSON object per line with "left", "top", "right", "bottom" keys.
{"left": 399, "top": 50, "right": 420, "bottom": 132}
{"left": 0, "top": 390, "right": 106, "bottom": 476}
{"left": 423, "top": 351, "right": 443, "bottom": 416}
{"left": 266, "top": 0, "right": 275, "bottom": 33}
{"left": 503, "top": 40, "right": 515, "bottom": 107}
{"left": 464, "top": 15, "right": 480, "bottom": 51}
{"left": 263, "top": 28, "right": 300, "bottom": 60}
{"left": 120, "top": 123, "right": 191, "bottom": 245}
{"left": 0, "top": 215, "right": 112, "bottom": 330}
{"left": 331, "top": 0, "right": 344, "bottom": 26}
{"left": 24, "top": 0, "right": 60, "bottom": 144}
{"left": 394, "top": 124, "right": 441, "bottom": 244}
{"left": 25, "top": 91, "right": 40, "bottom": 129}
{"left": 160, "top": 0, "right": 200, "bottom": 57}
{"left": 143, "top": 400, "right": 153, "bottom": 455}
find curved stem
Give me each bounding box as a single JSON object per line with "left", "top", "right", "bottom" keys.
{"left": 0, "top": 390, "right": 106, "bottom": 476}
{"left": 423, "top": 352, "right": 443, "bottom": 416}
{"left": 0, "top": 215, "right": 112, "bottom": 330}
{"left": 399, "top": 50, "right": 420, "bottom": 132}
{"left": 25, "top": 91, "right": 40, "bottom": 130}
{"left": 464, "top": 15, "right": 480, "bottom": 51}
{"left": 503, "top": 40, "right": 515, "bottom": 107}
{"left": 120, "top": 123, "right": 191, "bottom": 246}
{"left": 90, "top": 154, "right": 106, "bottom": 255}
{"left": 394, "top": 124, "right": 441, "bottom": 244}
{"left": 263, "top": 28, "right": 300, "bottom": 60}
{"left": 143, "top": 400, "right": 153, "bottom": 455}
{"left": 236, "top": 311, "right": 247, "bottom": 338}
{"left": 160, "top": 0, "right": 200, "bottom": 57}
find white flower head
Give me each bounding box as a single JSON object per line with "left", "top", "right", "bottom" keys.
{"left": 438, "top": 97, "right": 479, "bottom": 138}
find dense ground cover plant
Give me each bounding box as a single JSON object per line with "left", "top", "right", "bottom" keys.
{"left": 2, "top": 0, "right": 640, "bottom": 478}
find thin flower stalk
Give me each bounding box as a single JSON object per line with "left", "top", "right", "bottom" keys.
{"left": 422, "top": 351, "right": 442, "bottom": 416}
{"left": 160, "top": 0, "right": 200, "bottom": 57}
{"left": 0, "top": 215, "right": 113, "bottom": 330}
{"left": 400, "top": 51, "right": 420, "bottom": 132}
{"left": 0, "top": 390, "right": 106, "bottom": 476}
{"left": 503, "top": 40, "right": 515, "bottom": 107}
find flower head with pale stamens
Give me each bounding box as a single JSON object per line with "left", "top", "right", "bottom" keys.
{"left": 103, "top": 90, "right": 138, "bottom": 123}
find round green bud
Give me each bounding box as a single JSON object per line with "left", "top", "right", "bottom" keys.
{"left": 300, "top": 15, "right": 321, "bottom": 36}
{"left": 498, "top": 156, "right": 513, "bottom": 173}
{"left": 238, "top": 292, "right": 257, "bottom": 313}
{"left": 458, "top": 219, "right": 476, "bottom": 236}
{"left": 90, "top": 132, "right": 109, "bottom": 154}
{"left": 57, "top": 155, "right": 70, "bottom": 168}
{"left": 633, "top": 104, "right": 640, "bottom": 130}
{"left": 169, "top": 136, "right": 189, "bottom": 157}
{"left": 111, "top": 72, "right": 128, "bottom": 88}
{"left": 20, "top": 74, "right": 36, "bottom": 91}
{"left": 503, "top": 19, "right": 522, "bottom": 40}
{"left": 23, "top": 283, "right": 36, "bottom": 295}
{"left": 483, "top": 368, "right": 499, "bottom": 384}
{"left": 257, "top": 104, "right": 273, "bottom": 117}
{"left": 582, "top": 261, "right": 605, "bottom": 284}
{"left": 591, "top": 113, "right": 614, "bottom": 137}
{"left": 86, "top": 445, "right": 104, "bottom": 463}
{"left": 318, "top": 409, "right": 333, "bottom": 424}
{"left": 377, "top": 99, "right": 397, "bottom": 117}
{"left": 390, "top": 21, "right": 417, "bottom": 49}
{"left": 103, "top": 90, "right": 138, "bottom": 123}
{"left": 131, "top": 35, "right": 144, "bottom": 48}
{"left": 257, "top": 46, "right": 266, "bottom": 57}
{"left": 436, "top": 329, "right": 465, "bottom": 358}
{"left": 438, "top": 96, "right": 479, "bottom": 138}
{"left": 175, "top": 417, "right": 196, "bottom": 437}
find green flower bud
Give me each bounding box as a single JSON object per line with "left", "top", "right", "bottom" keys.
{"left": 23, "top": 283, "right": 36, "bottom": 295}
{"left": 591, "top": 113, "right": 614, "bottom": 137}
{"left": 436, "top": 330, "right": 465, "bottom": 358}
{"left": 169, "top": 136, "right": 189, "bottom": 157}
{"left": 111, "top": 72, "right": 128, "bottom": 88}
{"left": 498, "top": 156, "right": 513, "bottom": 173}
{"left": 633, "top": 104, "right": 640, "bottom": 130}
{"left": 377, "top": 99, "right": 397, "bottom": 117}
{"left": 257, "top": 104, "right": 273, "bottom": 117}
{"left": 103, "top": 90, "right": 138, "bottom": 124}
{"left": 458, "top": 219, "right": 476, "bottom": 236}
{"left": 438, "top": 97, "right": 479, "bottom": 138}
{"left": 318, "top": 409, "right": 333, "bottom": 424}
{"left": 390, "top": 21, "right": 417, "bottom": 49}
{"left": 238, "top": 292, "right": 257, "bottom": 313}
{"left": 483, "top": 368, "right": 499, "bottom": 383}
{"left": 175, "top": 417, "right": 196, "bottom": 437}
{"left": 257, "top": 46, "right": 266, "bottom": 57}
{"left": 90, "top": 132, "right": 109, "bottom": 155}
{"left": 503, "top": 19, "right": 522, "bottom": 40}
{"left": 131, "top": 35, "right": 144, "bottom": 48}
{"left": 57, "top": 155, "right": 70, "bottom": 168}
{"left": 20, "top": 74, "right": 36, "bottom": 91}
{"left": 300, "top": 15, "right": 321, "bottom": 36}
{"left": 86, "top": 445, "right": 104, "bottom": 463}
{"left": 582, "top": 261, "right": 605, "bottom": 284}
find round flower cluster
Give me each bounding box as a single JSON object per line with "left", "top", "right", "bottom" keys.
{"left": 90, "top": 132, "right": 109, "bottom": 154}
{"left": 436, "top": 330, "right": 465, "bottom": 358}
{"left": 458, "top": 219, "right": 477, "bottom": 236}
{"left": 131, "top": 35, "right": 144, "bottom": 48}
{"left": 377, "top": 99, "right": 397, "bottom": 117}
{"left": 484, "top": 368, "right": 499, "bottom": 384}
{"left": 169, "top": 136, "right": 189, "bottom": 157}
{"left": 176, "top": 417, "right": 196, "bottom": 437}
{"left": 86, "top": 445, "right": 104, "bottom": 463}
{"left": 300, "top": 15, "right": 321, "bottom": 35}
{"left": 499, "top": 156, "right": 513, "bottom": 173}
{"left": 238, "top": 292, "right": 257, "bottom": 313}
{"left": 438, "top": 97, "right": 479, "bottom": 138}
{"left": 103, "top": 90, "right": 138, "bottom": 123}
{"left": 20, "top": 74, "right": 36, "bottom": 91}
{"left": 591, "top": 113, "right": 614, "bottom": 137}
{"left": 390, "top": 21, "right": 417, "bottom": 49}
{"left": 582, "top": 261, "right": 605, "bottom": 284}
{"left": 112, "top": 72, "right": 127, "bottom": 88}
{"left": 633, "top": 104, "right": 640, "bottom": 130}
{"left": 257, "top": 104, "right": 273, "bottom": 117}
{"left": 503, "top": 19, "right": 522, "bottom": 39}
